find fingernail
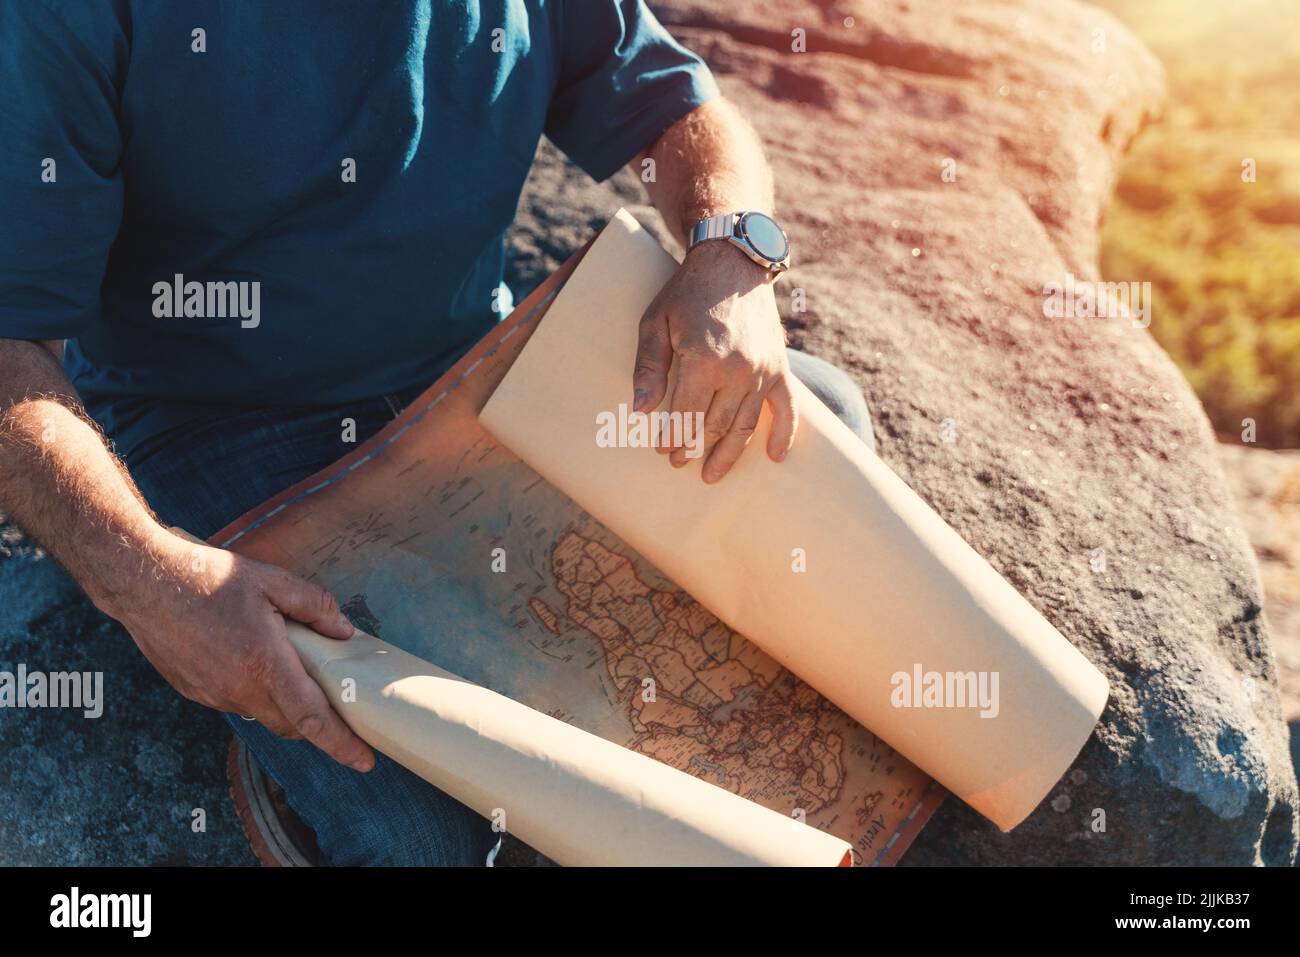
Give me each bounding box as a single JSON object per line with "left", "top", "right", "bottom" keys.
{"left": 775, "top": 449, "right": 787, "bottom": 462}
{"left": 337, "top": 614, "right": 355, "bottom": 635}
{"left": 633, "top": 389, "right": 647, "bottom": 411}
{"left": 352, "top": 757, "right": 373, "bottom": 772}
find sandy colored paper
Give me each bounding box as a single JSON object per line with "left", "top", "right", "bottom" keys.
{"left": 212, "top": 242, "right": 941, "bottom": 867}
{"left": 479, "top": 209, "right": 1109, "bottom": 831}
{"left": 283, "top": 622, "right": 851, "bottom": 866}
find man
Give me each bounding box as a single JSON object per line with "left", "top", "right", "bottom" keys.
{"left": 0, "top": 1, "right": 874, "bottom": 865}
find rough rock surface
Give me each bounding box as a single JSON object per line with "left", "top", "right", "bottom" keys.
{"left": 1217, "top": 442, "right": 1300, "bottom": 812}
{"left": 1, "top": 0, "right": 1295, "bottom": 865}
{"left": 1218, "top": 444, "right": 1300, "bottom": 726}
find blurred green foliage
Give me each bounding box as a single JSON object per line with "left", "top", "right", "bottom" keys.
{"left": 1095, "top": 0, "right": 1300, "bottom": 447}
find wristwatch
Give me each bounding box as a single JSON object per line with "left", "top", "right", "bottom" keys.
{"left": 688, "top": 211, "right": 791, "bottom": 277}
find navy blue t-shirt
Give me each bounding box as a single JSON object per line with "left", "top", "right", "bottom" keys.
{"left": 0, "top": 1, "right": 717, "bottom": 458}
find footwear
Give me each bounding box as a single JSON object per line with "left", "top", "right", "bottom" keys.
{"left": 226, "top": 738, "right": 320, "bottom": 867}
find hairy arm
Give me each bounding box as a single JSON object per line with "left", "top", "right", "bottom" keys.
{"left": 635, "top": 97, "right": 775, "bottom": 243}
{"left": 0, "top": 339, "right": 165, "bottom": 604}
{"left": 629, "top": 98, "right": 796, "bottom": 483}
{"left": 0, "top": 338, "right": 374, "bottom": 770}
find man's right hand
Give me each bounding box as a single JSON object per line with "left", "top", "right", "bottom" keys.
{"left": 0, "top": 339, "right": 374, "bottom": 772}
{"left": 104, "top": 528, "right": 376, "bottom": 773}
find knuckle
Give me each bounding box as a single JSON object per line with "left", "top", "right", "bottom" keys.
{"left": 633, "top": 357, "right": 663, "bottom": 378}
{"left": 270, "top": 568, "right": 300, "bottom": 596}
{"left": 724, "top": 350, "right": 753, "bottom": 371}
{"left": 706, "top": 342, "right": 733, "bottom": 365}
{"left": 637, "top": 314, "right": 668, "bottom": 341}
{"left": 266, "top": 718, "right": 300, "bottom": 740}
{"left": 315, "top": 587, "right": 340, "bottom": 619}
{"left": 234, "top": 581, "right": 270, "bottom": 615}
{"left": 638, "top": 313, "right": 665, "bottom": 335}
{"left": 705, "top": 420, "right": 732, "bottom": 441}
{"left": 294, "top": 711, "right": 328, "bottom": 740}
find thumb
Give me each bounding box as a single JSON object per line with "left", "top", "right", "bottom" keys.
{"left": 265, "top": 572, "right": 355, "bottom": 640}
{"left": 632, "top": 306, "right": 672, "bottom": 413}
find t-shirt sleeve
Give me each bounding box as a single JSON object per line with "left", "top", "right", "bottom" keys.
{"left": 0, "top": 1, "right": 125, "bottom": 341}
{"left": 544, "top": 0, "right": 721, "bottom": 183}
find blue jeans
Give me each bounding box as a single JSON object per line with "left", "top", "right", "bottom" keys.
{"left": 125, "top": 349, "right": 875, "bottom": 866}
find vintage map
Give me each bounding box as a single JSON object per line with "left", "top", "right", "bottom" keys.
{"left": 212, "top": 248, "right": 943, "bottom": 866}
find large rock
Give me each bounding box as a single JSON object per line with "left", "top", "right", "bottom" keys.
{"left": 502, "top": 0, "right": 1298, "bottom": 864}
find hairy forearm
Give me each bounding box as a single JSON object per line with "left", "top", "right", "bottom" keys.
{"left": 0, "top": 338, "right": 167, "bottom": 615}
{"left": 639, "top": 98, "right": 776, "bottom": 245}
{"left": 0, "top": 338, "right": 375, "bottom": 766}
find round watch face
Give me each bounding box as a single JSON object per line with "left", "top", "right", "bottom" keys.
{"left": 738, "top": 212, "right": 789, "bottom": 263}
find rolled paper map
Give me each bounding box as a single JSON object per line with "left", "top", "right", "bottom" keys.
{"left": 283, "top": 622, "right": 854, "bottom": 866}
{"left": 479, "top": 209, "right": 1110, "bottom": 831}
{"left": 167, "top": 527, "right": 850, "bottom": 864}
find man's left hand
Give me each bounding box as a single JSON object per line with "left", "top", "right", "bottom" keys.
{"left": 632, "top": 240, "right": 798, "bottom": 484}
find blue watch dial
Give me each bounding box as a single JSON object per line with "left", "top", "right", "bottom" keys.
{"left": 738, "top": 212, "right": 789, "bottom": 263}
